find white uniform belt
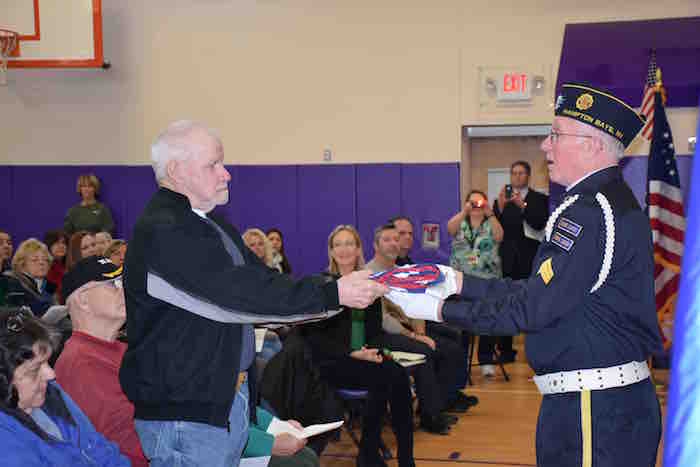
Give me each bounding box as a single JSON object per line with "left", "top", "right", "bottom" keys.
{"left": 533, "top": 361, "right": 650, "bottom": 395}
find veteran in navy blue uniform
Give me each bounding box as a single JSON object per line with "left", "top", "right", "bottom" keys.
{"left": 428, "top": 84, "right": 663, "bottom": 466}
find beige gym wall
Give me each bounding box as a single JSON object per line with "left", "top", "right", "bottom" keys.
{"left": 0, "top": 0, "right": 697, "bottom": 165}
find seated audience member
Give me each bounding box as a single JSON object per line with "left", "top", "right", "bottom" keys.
{"left": 66, "top": 231, "right": 99, "bottom": 271}
{"left": 54, "top": 257, "right": 148, "bottom": 466}
{"left": 366, "top": 224, "right": 471, "bottom": 434}
{"left": 447, "top": 189, "right": 504, "bottom": 376}
{"left": 267, "top": 228, "right": 293, "bottom": 274}
{"left": 243, "top": 229, "right": 285, "bottom": 362}
{"left": 260, "top": 333, "right": 343, "bottom": 457}
{"left": 43, "top": 230, "right": 69, "bottom": 298}
{"left": 389, "top": 216, "right": 472, "bottom": 387}
{"left": 0, "top": 308, "right": 129, "bottom": 466}
{"left": 303, "top": 225, "right": 415, "bottom": 467}
{"left": 94, "top": 231, "right": 113, "bottom": 256}
{"left": 0, "top": 230, "right": 12, "bottom": 272}
{"left": 104, "top": 240, "right": 127, "bottom": 267}
{"left": 389, "top": 217, "right": 414, "bottom": 266}
{"left": 64, "top": 174, "right": 115, "bottom": 235}
{"left": 0, "top": 239, "right": 56, "bottom": 316}
{"left": 244, "top": 406, "right": 319, "bottom": 467}
{"left": 244, "top": 228, "right": 281, "bottom": 271}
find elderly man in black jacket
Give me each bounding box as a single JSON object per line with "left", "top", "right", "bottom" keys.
{"left": 120, "top": 120, "right": 387, "bottom": 467}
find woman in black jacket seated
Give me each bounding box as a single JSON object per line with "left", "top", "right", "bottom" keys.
{"left": 0, "top": 239, "right": 56, "bottom": 316}
{"left": 303, "top": 225, "right": 414, "bottom": 467}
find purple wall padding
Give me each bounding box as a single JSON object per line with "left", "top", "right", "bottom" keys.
{"left": 4, "top": 159, "right": 693, "bottom": 276}
{"left": 120, "top": 166, "right": 160, "bottom": 239}
{"left": 0, "top": 168, "right": 13, "bottom": 234}
{"left": 296, "top": 165, "right": 357, "bottom": 276}
{"left": 401, "top": 163, "right": 461, "bottom": 265}
{"left": 356, "top": 164, "right": 402, "bottom": 264}
{"left": 3, "top": 165, "right": 158, "bottom": 245}
{"left": 557, "top": 17, "right": 700, "bottom": 107}
{"left": 228, "top": 165, "right": 299, "bottom": 269}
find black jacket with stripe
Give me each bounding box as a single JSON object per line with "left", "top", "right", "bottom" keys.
{"left": 119, "top": 187, "right": 339, "bottom": 428}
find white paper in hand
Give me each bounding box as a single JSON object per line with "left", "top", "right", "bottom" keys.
{"left": 384, "top": 290, "right": 441, "bottom": 322}
{"left": 266, "top": 419, "right": 344, "bottom": 439}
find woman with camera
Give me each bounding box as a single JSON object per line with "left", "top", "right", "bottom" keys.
{"left": 447, "top": 190, "right": 504, "bottom": 377}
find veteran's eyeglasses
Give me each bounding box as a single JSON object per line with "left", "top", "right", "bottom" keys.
{"left": 549, "top": 128, "right": 593, "bottom": 144}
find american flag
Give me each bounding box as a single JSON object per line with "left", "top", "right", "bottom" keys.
{"left": 647, "top": 87, "right": 685, "bottom": 348}
{"left": 640, "top": 52, "right": 658, "bottom": 140}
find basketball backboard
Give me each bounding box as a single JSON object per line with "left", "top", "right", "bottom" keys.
{"left": 1, "top": 0, "right": 103, "bottom": 68}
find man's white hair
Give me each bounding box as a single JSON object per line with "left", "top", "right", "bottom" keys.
{"left": 151, "top": 120, "right": 222, "bottom": 182}
{"left": 575, "top": 121, "right": 625, "bottom": 160}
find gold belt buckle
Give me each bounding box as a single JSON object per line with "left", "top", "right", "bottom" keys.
{"left": 235, "top": 371, "right": 247, "bottom": 391}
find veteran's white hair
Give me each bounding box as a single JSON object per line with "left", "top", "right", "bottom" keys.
{"left": 574, "top": 120, "right": 626, "bottom": 161}
{"left": 150, "top": 120, "right": 223, "bottom": 182}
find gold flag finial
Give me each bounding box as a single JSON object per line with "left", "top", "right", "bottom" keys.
{"left": 655, "top": 67, "right": 666, "bottom": 106}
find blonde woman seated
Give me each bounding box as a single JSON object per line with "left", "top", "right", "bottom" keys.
{"left": 0, "top": 239, "right": 57, "bottom": 316}
{"left": 447, "top": 189, "right": 504, "bottom": 377}
{"left": 243, "top": 228, "right": 281, "bottom": 272}
{"left": 302, "top": 225, "right": 414, "bottom": 467}
{"left": 94, "top": 232, "right": 113, "bottom": 256}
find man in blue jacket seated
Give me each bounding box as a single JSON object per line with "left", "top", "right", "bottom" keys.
{"left": 244, "top": 406, "right": 319, "bottom": 467}
{"left": 0, "top": 307, "right": 129, "bottom": 466}
{"left": 392, "top": 83, "right": 663, "bottom": 467}
{"left": 121, "top": 120, "right": 387, "bottom": 467}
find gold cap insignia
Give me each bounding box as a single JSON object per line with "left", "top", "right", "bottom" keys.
{"left": 576, "top": 93, "right": 594, "bottom": 111}
{"left": 102, "top": 265, "right": 123, "bottom": 278}
{"left": 537, "top": 258, "right": 554, "bottom": 285}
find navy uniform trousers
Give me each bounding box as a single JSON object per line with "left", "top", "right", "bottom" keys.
{"left": 536, "top": 379, "right": 661, "bottom": 467}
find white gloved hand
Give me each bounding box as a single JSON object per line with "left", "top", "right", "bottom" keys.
{"left": 425, "top": 264, "right": 458, "bottom": 300}
{"left": 384, "top": 290, "right": 442, "bottom": 322}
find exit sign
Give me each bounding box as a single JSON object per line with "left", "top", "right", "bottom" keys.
{"left": 496, "top": 72, "right": 532, "bottom": 101}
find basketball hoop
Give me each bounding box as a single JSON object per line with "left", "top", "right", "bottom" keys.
{"left": 0, "top": 29, "right": 19, "bottom": 86}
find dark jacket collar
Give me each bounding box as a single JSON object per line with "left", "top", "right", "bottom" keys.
{"left": 158, "top": 186, "right": 192, "bottom": 209}
{"left": 567, "top": 166, "right": 622, "bottom": 196}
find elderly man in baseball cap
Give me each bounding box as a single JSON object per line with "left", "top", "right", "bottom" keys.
{"left": 54, "top": 257, "right": 148, "bottom": 467}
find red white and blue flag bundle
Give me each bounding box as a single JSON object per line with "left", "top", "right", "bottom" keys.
{"left": 370, "top": 264, "right": 444, "bottom": 293}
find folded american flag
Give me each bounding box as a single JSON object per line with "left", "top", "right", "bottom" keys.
{"left": 370, "top": 264, "right": 444, "bottom": 293}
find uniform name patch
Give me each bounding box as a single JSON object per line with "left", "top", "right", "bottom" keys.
{"left": 551, "top": 231, "right": 575, "bottom": 252}
{"left": 557, "top": 217, "right": 582, "bottom": 238}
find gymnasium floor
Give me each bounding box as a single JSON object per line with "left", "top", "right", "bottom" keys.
{"left": 320, "top": 347, "right": 668, "bottom": 467}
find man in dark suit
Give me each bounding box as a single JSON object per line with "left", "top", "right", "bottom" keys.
{"left": 493, "top": 161, "right": 549, "bottom": 362}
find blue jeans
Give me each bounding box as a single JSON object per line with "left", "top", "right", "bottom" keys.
{"left": 134, "top": 381, "right": 250, "bottom": 467}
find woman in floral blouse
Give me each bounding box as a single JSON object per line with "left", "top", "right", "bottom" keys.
{"left": 447, "top": 189, "right": 504, "bottom": 376}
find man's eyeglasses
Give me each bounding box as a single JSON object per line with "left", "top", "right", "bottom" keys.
{"left": 549, "top": 128, "right": 593, "bottom": 144}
